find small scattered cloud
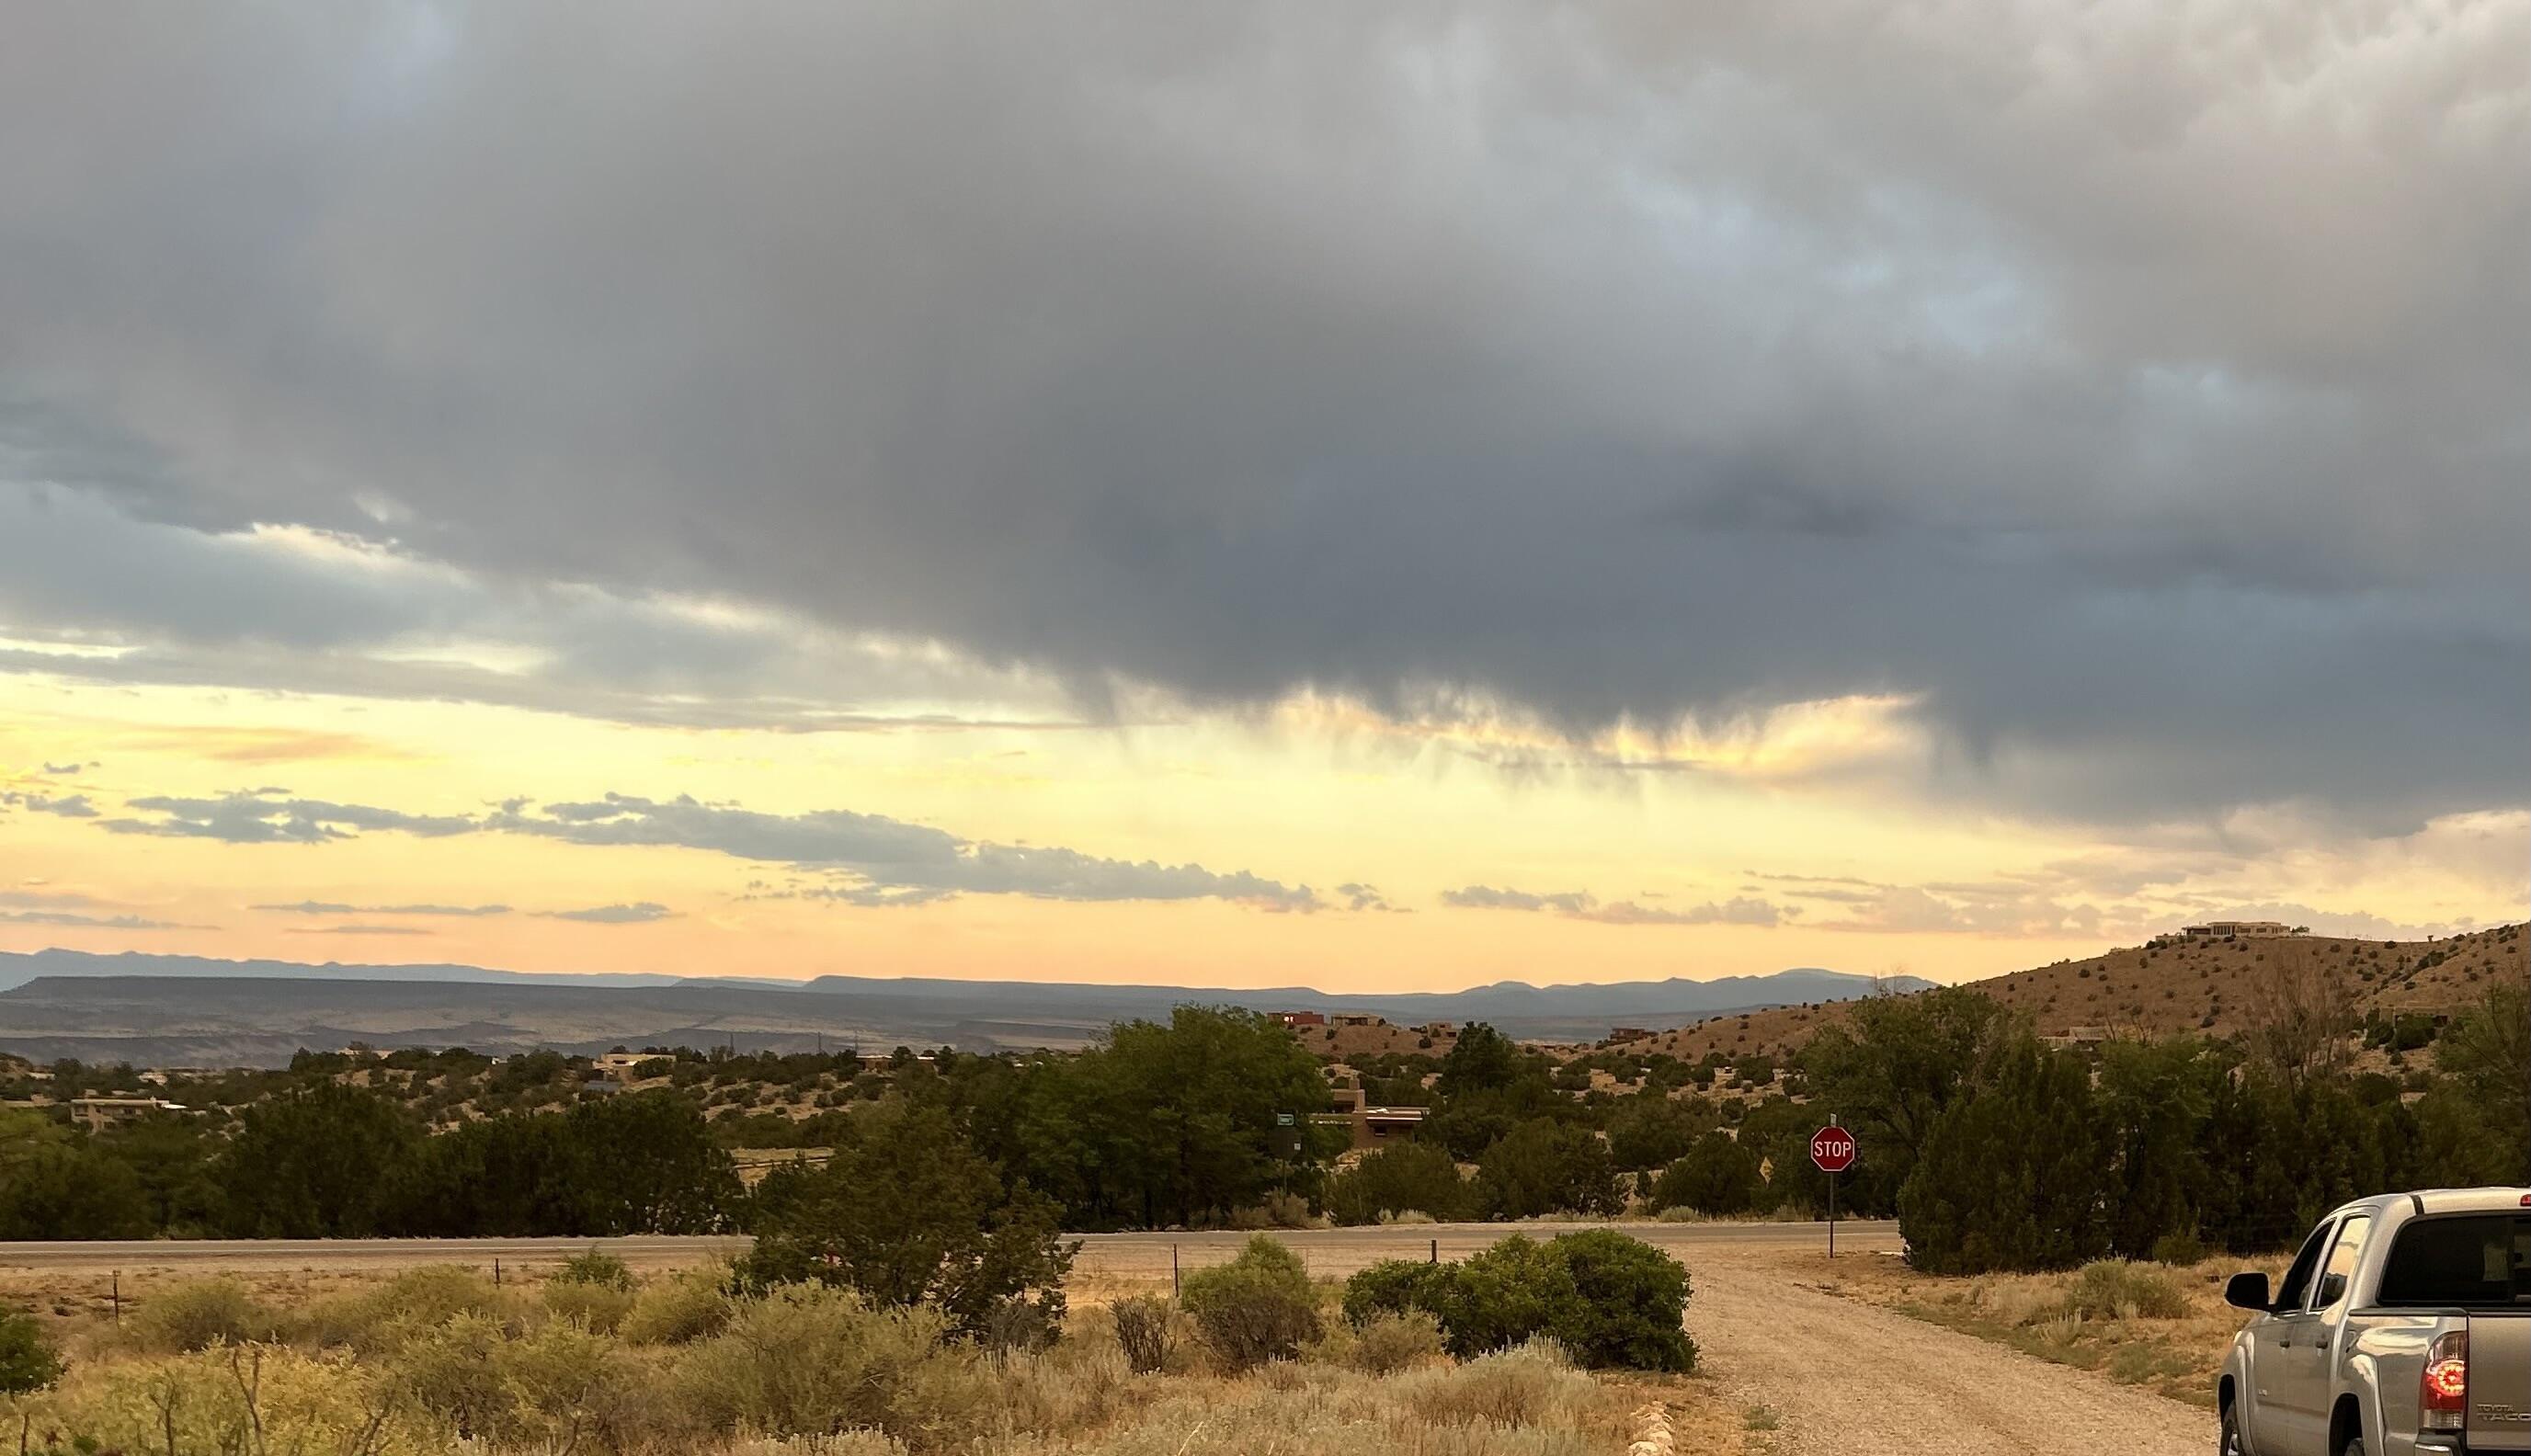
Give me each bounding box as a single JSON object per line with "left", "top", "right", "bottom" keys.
{"left": 40, "top": 761, "right": 92, "bottom": 776}
{"left": 0, "top": 909, "right": 195, "bottom": 930}
{"left": 1, "top": 791, "right": 97, "bottom": 818}
{"left": 533, "top": 902, "right": 677, "bottom": 925}
{"left": 284, "top": 924, "right": 434, "bottom": 937}
{"left": 252, "top": 900, "right": 512, "bottom": 917}
{"left": 1442, "top": 885, "right": 1594, "bottom": 914}
{"left": 1335, "top": 882, "right": 1397, "bottom": 913}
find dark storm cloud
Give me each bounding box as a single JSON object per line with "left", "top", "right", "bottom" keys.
{"left": 100, "top": 789, "right": 1320, "bottom": 910}
{"left": 0, "top": 4, "right": 2523, "bottom": 829}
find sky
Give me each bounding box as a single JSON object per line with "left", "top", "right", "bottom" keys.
{"left": 1, "top": 3, "right": 2524, "bottom": 991}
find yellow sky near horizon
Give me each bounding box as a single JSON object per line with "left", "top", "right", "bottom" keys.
{"left": 2, "top": 669, "right": 2518, "bottom": 993}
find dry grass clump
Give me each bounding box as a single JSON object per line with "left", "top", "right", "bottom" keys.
{"left": 3, "top": 1264, "right": 1663, "bottom": 1456}
{"left": 1809, "top": 1248, "right": 2283, "bottom": 1408}
{"left": 673, "top": 1286, "right": 978, "bottom": 1450}
{"left": 127, "top": 1278, "right": 285, "bottom": 1353}
{"left": 1392, "top": 1341, "right": 1601, "bottom": 1429}
{"left": 2065, "top": 1261, "right": 2188, "bottom": 1322}
{"left": 723, "top": 1436, "right": 907, "bottom": 1456}
{"left": 15, "top": 1345, "right": 424, "bottom": 1456}
{"left": 300, "top": 1266, "right": 528, "bottom": 1352}
{"left": 983, "top": 1342, "right": 1624, "bottom": 1456}
{"left": 543, "top": 1278, "right": 637, "bottom": 1334}
{"left": 620, "top": 1262, "right": 735, "bottom": 1345}
{"left": 1315, "top": 1311, "right": 1447, "bottom": 1375}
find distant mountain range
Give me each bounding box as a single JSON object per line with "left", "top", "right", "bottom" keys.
{"left": 0, "top": 949, "right": 1929, "bottom": 1066}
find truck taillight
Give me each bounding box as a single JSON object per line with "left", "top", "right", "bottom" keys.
{"left": 2422, "top": 1330, "right": 2468, "bottom": 1433}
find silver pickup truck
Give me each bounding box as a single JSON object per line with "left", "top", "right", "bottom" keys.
{"left": 2221, "top": 1188, "right": 2529, "bottom": 1456}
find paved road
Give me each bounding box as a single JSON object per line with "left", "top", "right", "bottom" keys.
{"left": 1692, "top": 1259, "right": 2216, "bottom": 1456}
{"left": 0, "top": 1220, "right": 1898, "bottom": 1275}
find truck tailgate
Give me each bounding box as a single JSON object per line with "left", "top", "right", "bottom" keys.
{"left": 2473, "top": 1314, "right": 2531, "bottom": 1452}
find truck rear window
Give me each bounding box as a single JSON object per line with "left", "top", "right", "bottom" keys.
{"left": 2377, "top": 1214, "right": 2531, "bottom": 1308}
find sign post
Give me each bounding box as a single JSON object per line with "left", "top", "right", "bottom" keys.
{"left": 1809, "top": 1120, "right": 1858, "bottom": 1259}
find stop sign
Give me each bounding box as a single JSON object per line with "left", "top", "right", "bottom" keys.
{"left": 1809, "top": 1125, "right": 1858, "bottom": 1174}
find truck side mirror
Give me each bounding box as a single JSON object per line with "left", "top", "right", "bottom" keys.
{"left": 2224, "top": 1272, "right": 2273, "bottom": 1312}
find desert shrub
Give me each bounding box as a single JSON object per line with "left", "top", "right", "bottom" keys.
{"left": 553, "top": 1248, "right": 636, "bottom": 1290}
{"left": 1472, "top": 1120, "right": 1623, "bottom": 1220}
{"left": 42, "top": 1346, "right": 422, "bottom": 1456}
{"left": 1343, "top": 1312, "right": 1445, "bottom": 1375}
{"left": 672, "top": 1284, "right": 979, "bottom": 1450}
{"left": 1899, "top": 1038, "right": 2111, "bottom": 1274}
{"left": 299, "top": 1265, "right": 521, "bottom": 1352}
{"left": 1341, "top": 1232, "right": 1693, "bottom": 1371}
{"left": 131, "top": 1278, "right": 281, "bottom": 1352}
{"left": 1424, "top": 1235, "right": 1573, "bottom": 1359}
{"left": 738, "top": 1102, "right": 1072, "bottom": 1339}
{"left": 0, "top": 1309, "right": 63, "bottom": 1394}
{"left": 1325, "top": 1143, "right": 1470, "bottom": 1225}
{"left": 1224, "top": 1190, "right": 1322, "bottom": 1230}
{"left": 1536, "top": 1229, "right": 1693, "bottom": 1372}
{"left": 1110, "top": 1295, "right": 1176, "bottom": 1375}
{"left": 1340, "top": 1259, "right": 1451, "bottom": 1327}
{"left": 1179, "top": 1235, "right": 1323, "bottom": 1371}
{"left": 978, "top": 1294, "right": 1061, "bottom": 1359}
{"left": 496, "top": 1317, "right": 674, "bottom": 1451}
{"left": 543, "top": 1277, "right": 636, "bottom": 1334}
{"left": 393, "top": 1312, "right": 514, "bottom": 1439}
{"left": 1647, "top": 1132, "right": 1762, "bottom": 1216}
{"left": 2149, "top": 1232, "right": 2208, "bottom": 1267}
{"left": 621, "top": 1263, "right": 735, "bottom": 1345}
{"left": 2066, "top": 1261, "right": 2188, "bottom": 1322}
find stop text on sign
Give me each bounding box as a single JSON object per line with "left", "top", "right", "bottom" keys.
{"left": 1810, "top": 1126, "right": 1858, "bottom": 1174}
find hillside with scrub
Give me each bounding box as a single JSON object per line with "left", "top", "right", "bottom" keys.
{"left": 1632, "top": 922, "right": 2526, "bottom": 1063}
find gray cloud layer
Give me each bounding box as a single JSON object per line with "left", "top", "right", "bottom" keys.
{"left": 534, "top": 902, "right": 676, "bottom": 925}
{"left": 104, "top": 789, "right": 1320, "bottom": 911}
{"left": 1, "top": 791, "right": 96, "bottom": 818}
{"left": 1442, "top": 886, "right": 1791, "bottom": 927}
{"left": 1, "top": 6, "right": 2524, "bottom": 831}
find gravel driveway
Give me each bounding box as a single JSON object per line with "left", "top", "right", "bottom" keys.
{"left": 1691, "top": 1259, "right": 2218, "bottom": 1455}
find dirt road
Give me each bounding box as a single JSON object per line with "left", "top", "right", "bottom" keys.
{"left": 1690, "top": 1257, "right": 2217, "bottom": 1456}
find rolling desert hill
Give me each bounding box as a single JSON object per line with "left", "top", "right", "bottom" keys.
{"left": 1629, "top": 923, "right": 2527, "bottom": 1063}
{"left": 0, "top": 951, "right": 1921, "bottom": 1066}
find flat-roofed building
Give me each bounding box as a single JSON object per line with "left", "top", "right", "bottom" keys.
{"left": 70, "top": 1097, "right": 190, "bottom": 1132}
{"left": 2181, "top": 920, "right": 2300, "bottom": 939}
